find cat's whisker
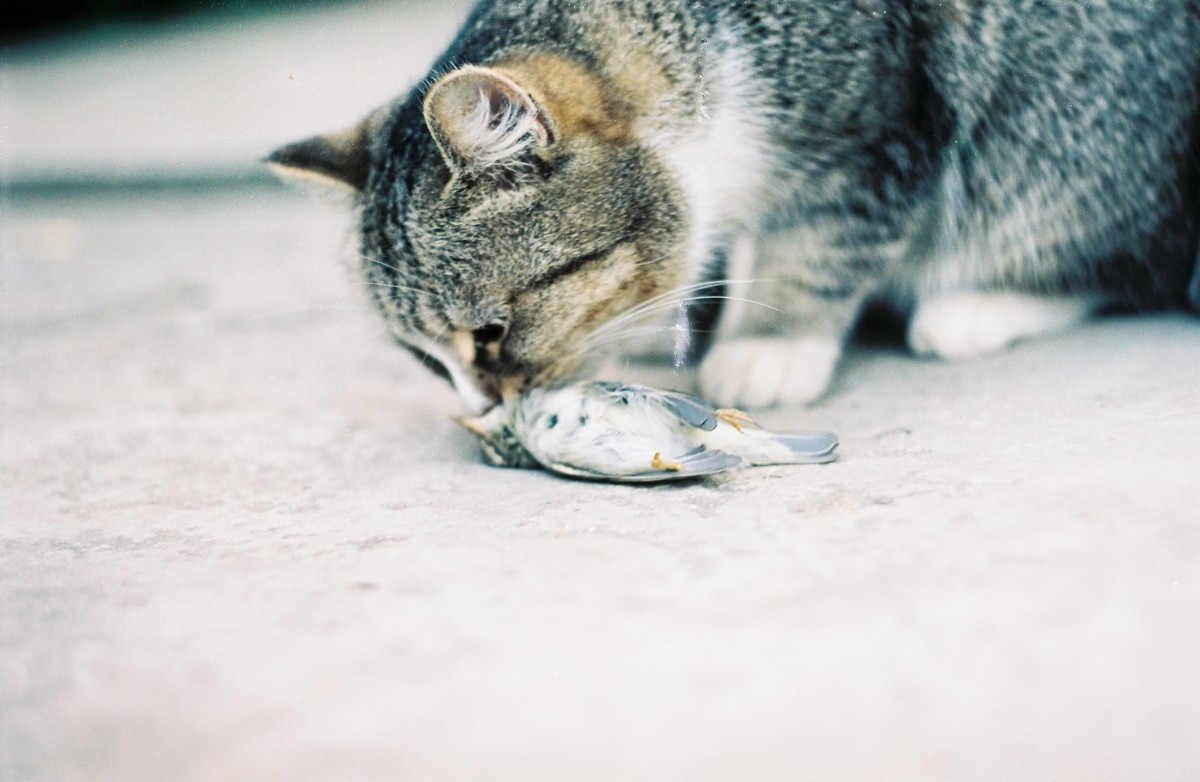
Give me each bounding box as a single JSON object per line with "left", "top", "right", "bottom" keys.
{"left": 357, "top": 254, "right": 448, "bottom": 304}
{"left": 560, "top": 326, "right": 681, "bottom": 364}
{"left": 579, "top": 280, "right": 735, "bottom": 340}
{"left": 429, "top": 318, "right": 453, "bottom": 345}
{"left": 360, "top": 256, "right": 439, "bottom": 292}
{"left": 363, "top": 281, "right": 432, "bottom": 295}
{"left": 572, "top": 295, "right": 783, "bottom": 363}
{"left": 604, "top": 277, "right": 778, "bottom": 324}
{"left": 578, "top": 324, "right": 680, "bottom": 349}
{"left": 579, "top": 297, "right": 699, "bottom": 342}
{"left": 358, "top": 253, "right": 405, "bottom": 275}
{"left": 582, "top": 289, "right": 783, "bottom": 345}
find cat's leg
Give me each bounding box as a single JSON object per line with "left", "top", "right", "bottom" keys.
{"left": 907, "top": 290, "right": 1098, "bottom": 359}
{"left": 698, "top": 228, "right": 894, "bottom": 408}
{"left": 700, "top": 335, "right": 844, "bottom": 409}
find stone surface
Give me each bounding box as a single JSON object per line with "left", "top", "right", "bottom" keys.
{"left": 3, "top": 186, "right": 1198, "bottom": 782}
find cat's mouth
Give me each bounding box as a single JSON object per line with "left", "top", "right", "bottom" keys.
{"left": 458, "top": 353, "right": 591, "bottom": 413}
{"left": 408, "top": 277, "right": 666, "bottom": 413}
{"left": 401, "top": 335, "right": 563, "bottom": 412}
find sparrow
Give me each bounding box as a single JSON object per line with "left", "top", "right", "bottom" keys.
{"left": 458, "top": 380, "right": 838, "bottom": 483}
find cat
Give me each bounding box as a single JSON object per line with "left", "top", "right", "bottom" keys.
{"left": 268, "top": 0, "right": 1200, "bottom": 412}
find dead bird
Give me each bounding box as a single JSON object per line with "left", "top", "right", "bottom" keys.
{"left": 458, "top": 381, "right": 838, "bottom": 483}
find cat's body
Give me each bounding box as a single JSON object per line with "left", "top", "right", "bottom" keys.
{"left": 270, "top": 0, "right": 1200, "bottom": 411}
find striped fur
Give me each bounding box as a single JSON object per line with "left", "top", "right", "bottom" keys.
{"left": 270, "top": 0, "right": 1200, "bottom": 410}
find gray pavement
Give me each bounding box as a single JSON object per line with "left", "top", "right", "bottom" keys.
{"left": 3, "top": 4, "right": 1200, "bottom": 781}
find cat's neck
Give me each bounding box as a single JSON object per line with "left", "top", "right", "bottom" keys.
{"left": 626, "top": 3, "right": 909, "bottom": 282}
{"left": 639, "top": 35, "right": 778, "bottom": 283}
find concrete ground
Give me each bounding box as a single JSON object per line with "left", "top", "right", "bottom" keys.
{"left": 3, "top": 3, "right": 1199, "bottom": 781}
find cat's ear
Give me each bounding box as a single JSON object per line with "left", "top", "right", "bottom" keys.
{"left": 422, "top": 66, "right": 555, "bottom": 175}
{"left": 265, "top": 116, "right": 375, "bottom": 198}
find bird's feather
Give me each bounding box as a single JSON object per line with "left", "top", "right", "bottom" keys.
{"left": 595, "top": 381, "right": 719, "bottom": 431}
{"left": 545, "top": 445, "right": 741, "bottom": 483}
{"left": 713, "top": 430, "right": 839, "bottom": 466}
{"left": 608, "top": 446, "right": 743, "bottom": 483}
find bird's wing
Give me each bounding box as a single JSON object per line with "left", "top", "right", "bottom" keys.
{"left": 614, "top": 447, "right": 743, "bottom": 482}
{"left": 655, "top": 390, "right": 721, "bottom": 432}
{"left": 595, "top": 382, "right": 719, "bottom": 432}
{"left": 544, "top": 445, "right": 742, "bottom": 484}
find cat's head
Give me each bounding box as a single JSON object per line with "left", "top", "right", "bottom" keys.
{"left": 268, "top": 56, "right": 685, "bottom": 412}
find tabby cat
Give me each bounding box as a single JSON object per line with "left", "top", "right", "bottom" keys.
{"left": 269, "top": 0, "right": 1200, "bottom": 412}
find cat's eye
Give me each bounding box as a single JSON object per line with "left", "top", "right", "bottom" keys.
{"left": 524, "top": 245, "right": 619, "bottom": 291}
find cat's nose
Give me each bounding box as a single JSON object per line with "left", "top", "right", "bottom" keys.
{"left": 451, "top": 321, "right": 508, "bottom": 368}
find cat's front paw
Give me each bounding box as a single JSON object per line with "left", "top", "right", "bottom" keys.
{"left": 699, "top": 337, "right": 841, "bottom": 409}
{"left": 907, "top": 291, "right": 1094, "bottom": 359}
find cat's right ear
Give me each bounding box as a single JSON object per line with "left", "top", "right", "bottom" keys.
{"left": 422, "top": 66, "right": 555, "bottom": 176}
{"left": 265, "top": 116, "right": 375, "bottom": 201}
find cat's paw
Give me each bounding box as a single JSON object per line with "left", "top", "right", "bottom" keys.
{"left": 699, "top": 336, "right": 841, "bottom": 409}
{"left": 907, "top": 291, "right": 1094, "bottom": 359}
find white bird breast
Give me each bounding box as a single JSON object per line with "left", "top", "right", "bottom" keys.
{"left": 512, "top": 386, "right": 692, "bottom": 473}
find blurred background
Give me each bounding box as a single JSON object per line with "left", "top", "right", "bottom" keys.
{"left": 5, "top": 1, "right": 342, "bottom": 43}
{"left": 2, "top": 0, "right": 469, "bottom": 191}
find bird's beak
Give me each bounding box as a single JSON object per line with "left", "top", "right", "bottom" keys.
{"left": 454, "top": 416, "right": 487, "bottom": 436}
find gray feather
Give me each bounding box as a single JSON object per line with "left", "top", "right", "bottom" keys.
{"left": 655, "top": 390, "right": 719, "bottom": 432}
{"left": 614, "top": 447, "right": 743, "bottom": 483}
{"left": 772, "top": 432, "right": 839, "bottom": 462}
{"left": 729, "top": 430, "right": 839, "bottom": 467}
{"left": 596, "top": 381, "right": 719, "bottom": 431}
{"left": 545, "top": 445, "right": 741, "bottom": 483}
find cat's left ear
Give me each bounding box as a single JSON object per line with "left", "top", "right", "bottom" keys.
{"left": 265, "top": 109, "right": 383, "bottom": 198}
{"left": 422, "top": 66, "right": 556, "bottom": 175}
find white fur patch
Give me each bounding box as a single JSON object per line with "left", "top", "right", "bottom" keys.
{"left": 456, "top": 86, "right": 541, "bottom": 169}
{"left": 425, "top": 66, "right": 546, "bottom": 176}
{"left": 907, "top": 291, "right": 1096, "bottom": 359}
{"left": 645, "top": 42, "right": 775, "bottom": 283}
{"left": 700, "top": 336, "right": 842, "bottom": 409}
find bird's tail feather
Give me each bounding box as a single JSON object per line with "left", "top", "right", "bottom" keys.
{"left": 739, "top": 431, "right": 839, "bottom": 466}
